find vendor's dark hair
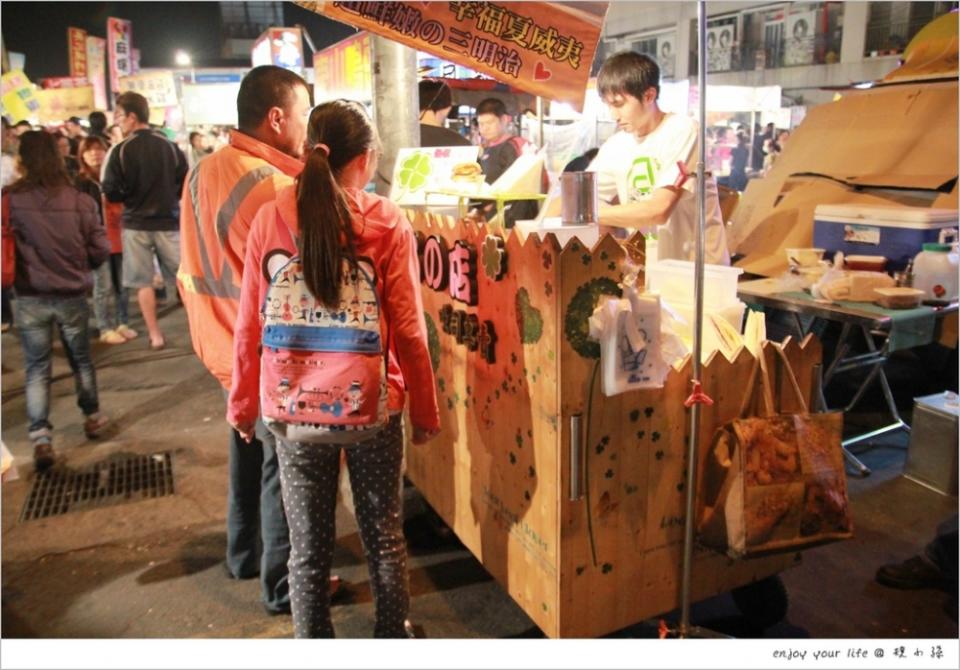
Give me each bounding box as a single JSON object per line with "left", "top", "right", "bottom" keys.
{"left": 419, "top": 79, "right": 453, "bottom": 113}
{"left": 597, "top": 51, "right": 660, "bottom": 100}
{"left": 297, "top": 99, "right": 378, "bottom": 307}
{"left": 8, "top": 130, "right": 71, "bottom": 193}
{"left": 237, "top": 65, "right": 309, "bottom": 133}
{"left": 476, "top": 98, "right": 507, "bottom": 117}
{"left": 115, "top": 91, "right": 150, "bottom": 124}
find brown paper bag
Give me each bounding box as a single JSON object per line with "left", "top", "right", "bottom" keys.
{"left": 698, "top": 344, "right": 853, "bottom": 558}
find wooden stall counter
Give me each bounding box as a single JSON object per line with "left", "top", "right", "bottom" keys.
{"left": 404, "top": 210, "right": 818, "bottom": 638}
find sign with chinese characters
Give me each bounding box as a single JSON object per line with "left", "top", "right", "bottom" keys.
{"left": 252, "top": 27, "right": 304, "bottom": 75}
{"left": 35, "top": 86, "right": 96, "bottom": 124}
{"left": 86, "top": 36, "right": 108, "bottom": 110}
{"left": 1, "top": 70, "right": 41, "bottom": 123}
{"left": 118, "top": 71, "right": 179, "bottom": 109}
{"left": 107, "top": 17, "right": 132, "bottom": 103}
{"left": 294, "top": 1, "right": 608, "bottom": 111}
{"left": 68, "top": 27, "right": 88, "bottom": 78}
{"left": 418, "top": 233, "right": 496, "bottom": 363}
{"left": 313, "top": 31, "right": 372, "bottom": 103}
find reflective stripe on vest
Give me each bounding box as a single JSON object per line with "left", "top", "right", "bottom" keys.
{"left": 181, "top": 163, "right": 279, "bottom": 299}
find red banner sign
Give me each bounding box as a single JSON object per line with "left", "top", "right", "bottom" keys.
{"left": 68, "top": 27, "right": 88, "bottom": 78}
{"left": 295, "top": 1, "right": 608, "bottom": 111}
{"left": 107, "top": 17, "right": 133, "bottom": 103}
{"left": 41, "top": 77, "right": 90, "bottom": 90}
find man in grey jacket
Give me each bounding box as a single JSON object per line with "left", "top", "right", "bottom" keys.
{"left": 102, "top": 91, "right": 188, "bottom": 350}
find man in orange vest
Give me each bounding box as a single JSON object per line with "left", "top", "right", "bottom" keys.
{"left": 178, "top": 66, "right": 341, "bottom": 616}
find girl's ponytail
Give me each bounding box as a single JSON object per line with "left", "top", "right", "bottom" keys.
{"left": 296, "top": 145, "right": 355, "bottom": 307}
{"left": 296, "top": 100, "right": 373, "bottom": 308}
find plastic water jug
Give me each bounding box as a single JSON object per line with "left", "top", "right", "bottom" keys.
{"left": 912, "top": 243, "right": 959, "bottom": 301}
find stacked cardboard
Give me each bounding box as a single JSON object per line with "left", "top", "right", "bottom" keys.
{"left": 730, "top": 13, "right": 959, "bottom": 277}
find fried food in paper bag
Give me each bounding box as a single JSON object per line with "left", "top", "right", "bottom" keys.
{"left": 736, "top": 416, "right": 801, "bottom": 486}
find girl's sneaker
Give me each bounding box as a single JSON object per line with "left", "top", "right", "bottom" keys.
{"left": 99, "top": 329, "right": 126, "bottom": 344}
{"left": 117, "top": 324, "right": 138, "bottom": 340}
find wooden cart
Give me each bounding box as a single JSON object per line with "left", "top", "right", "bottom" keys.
{"left": 404, "top": 210, "right": 820, "bottom": 638}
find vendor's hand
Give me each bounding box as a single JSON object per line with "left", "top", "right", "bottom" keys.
{"left": 412, "top": 426, "right": 440, "bottom": 445}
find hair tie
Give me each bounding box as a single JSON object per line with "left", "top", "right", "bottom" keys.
{"left": 316, "top": 143, "right": 330, "bottom": 157}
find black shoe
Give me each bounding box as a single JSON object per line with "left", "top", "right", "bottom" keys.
{"left": 263, "top": 603, "right": 291, "bottom": 617}
{"left": 876, "top": 556, "right": 947, "bottom": 590}
{"left": 330, "top": 574, "right": 348, "bottom": 603}
{"left": 222, "top": 562, "right": 258, "bottom": 580}
{"left": 33, "top": 443, "right": 55, "bottom": 472}
{"left": 404, "top": 619, "right": 425, "bottom": 638}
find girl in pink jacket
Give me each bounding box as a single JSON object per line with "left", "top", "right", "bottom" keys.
{"left": 228, "top": 99, "right": 440, "bottom": 638}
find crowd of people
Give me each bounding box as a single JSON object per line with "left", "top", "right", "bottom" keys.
{"left": 707, "top": 120, "right": 791, "bottom": 191}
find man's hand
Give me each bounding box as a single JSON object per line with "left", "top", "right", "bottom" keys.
{"left": 231, "top": 421, "right": 255, "bottom": 443}
{"left": 412, "top": 426, "right": 440, "bottom": 445}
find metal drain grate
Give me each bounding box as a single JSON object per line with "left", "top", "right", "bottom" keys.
{"left": 20, "top": 451, "right": 175, "bottom": 521}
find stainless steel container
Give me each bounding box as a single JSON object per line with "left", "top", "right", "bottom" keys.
{"left": 560, "top": 171, "right": 599, "bottom": 227}
{"left": 904, "top": 392, "right": 959, "bottom": 496}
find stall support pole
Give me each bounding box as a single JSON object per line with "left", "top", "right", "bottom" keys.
{"left": 675, "top": 1, "right": 730, "bottom": 641}
{"left": 371, "top": 36, "right": 418, "bottom": 197}
{"left": 536, "top": 95, "right": 544, "bottom": 148}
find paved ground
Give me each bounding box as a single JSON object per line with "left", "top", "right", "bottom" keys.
{"left": 1, "top": 302, "right": 957, "bottom": 640}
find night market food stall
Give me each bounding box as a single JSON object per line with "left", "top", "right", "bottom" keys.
{"left": 297, "top": 0, "right": 852, "bottom": 638}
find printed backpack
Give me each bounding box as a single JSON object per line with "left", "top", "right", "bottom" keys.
{"left": 259, "top": 218, "right": 388, "bottom": 438}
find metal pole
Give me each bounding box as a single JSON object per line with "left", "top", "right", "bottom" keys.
{"left": 536, "top": 95, "right": 544, "bottom": 147}
{"left": 370, "top": 35, "right": 418, "bottom": 196}
{"left": 679, "top": 0, "right": 708, "bottom": 638}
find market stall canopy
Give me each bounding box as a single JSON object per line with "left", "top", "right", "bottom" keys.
{"left": 882, "top": 11, "right": 959, "bottom": 83}
{"left": 294, "top": 1, "right": 608, "bottom": 111}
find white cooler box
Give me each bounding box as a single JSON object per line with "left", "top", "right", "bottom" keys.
{"left": 813, "top": 204, "right": 958, "bottom": 271}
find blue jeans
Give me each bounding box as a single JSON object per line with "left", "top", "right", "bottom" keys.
{"left": 226, "top": 416, "right": 291, "bottom": 612}
{"left": 15, "top": 295, "right": 100, "bottom": 442}
{"left": 92, "top": 254, "right": 130, "bottom": 331}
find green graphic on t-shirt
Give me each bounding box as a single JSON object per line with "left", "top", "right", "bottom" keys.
{"left": 627, "top": 156, "right": 657, "bottom": 201}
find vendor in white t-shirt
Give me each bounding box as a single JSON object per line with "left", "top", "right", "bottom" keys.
{"left": 587, "top": 52, "right": 730, "bottom": 266}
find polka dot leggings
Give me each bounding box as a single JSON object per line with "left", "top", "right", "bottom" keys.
{"left": 275, "top": 415, "right": 408, "bottom": 638}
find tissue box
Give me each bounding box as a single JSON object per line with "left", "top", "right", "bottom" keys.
{"left": 813, "top": 204, "right": 957, "bottom": 271}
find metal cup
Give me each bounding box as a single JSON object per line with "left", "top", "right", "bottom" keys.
{"left": 560, "top": 171, "right": 599, "bottom": 227}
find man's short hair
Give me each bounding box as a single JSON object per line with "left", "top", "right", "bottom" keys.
{"left": 88, "top": 111, "right": 107, "bottom": 133}
{"left": 597, "top": 51, "right": 661, "bottom": 101}
{"left": 476, "top": 98, "right": 507, "bottom": 117}
{"left": 237, "top": 65, "right": 310, "bottom": 133}
{"left": 418, "top": 79, "right": 453, "bottom": 113}
{"left": 115, "top": 91, "right": 150, "bottom": 123}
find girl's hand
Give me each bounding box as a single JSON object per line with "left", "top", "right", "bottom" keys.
{"left": 412, "top": 426, "right": 439, "bottom": 445}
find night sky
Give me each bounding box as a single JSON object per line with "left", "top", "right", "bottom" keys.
{"left": 1, "top": 1, "right": 358, "bottom": 80}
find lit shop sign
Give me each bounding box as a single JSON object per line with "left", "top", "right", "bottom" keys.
{"left": 418, "top": 234, "right": 497, "bottom": 364}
